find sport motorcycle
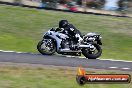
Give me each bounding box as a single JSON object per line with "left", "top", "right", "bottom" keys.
{"left": 37, "top": 28, "right": 102, "bottom": 59}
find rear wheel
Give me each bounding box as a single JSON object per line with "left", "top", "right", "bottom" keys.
{"left": 82, "top": 43, "right": 102, "bottom": 59}
{"left": 37, "top": 39, "right": 56, "bottom": 55}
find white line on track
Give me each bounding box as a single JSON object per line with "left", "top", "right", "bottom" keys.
{"left": 0, "top": 50, "right": 15, "bottom": 53}
{"left": 0, "top": 50, "right": 132, "bottom": 63}
{"left": 99, "top": 59, "right": 132, "bottom": 63}
{"left": 0, "top": 50, "right": 26, "bottom": 54}
{"left": 109, "top": 67, "right": 131, "bottom": 70}
{"left": 121, "top": 68, "right": 130, "bottom": 70}
{"left": 66, "top": 56, "right": 76, "bottom": 58}
{"left": 109, "top": 67, "right": 118, "bottom": 69}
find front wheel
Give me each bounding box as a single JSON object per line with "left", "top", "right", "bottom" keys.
{"left": 37, "top": 39, "right": 56, "bottom": 55}
{"left": 82, "top": 43, "right": 102, "bottom": 59}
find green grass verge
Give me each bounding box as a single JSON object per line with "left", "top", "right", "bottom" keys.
{"left": 0, "top": 5, "right": 132, "bottom": 60}
{"left": 0, "top": 65, "right": 131, "bottom": 88}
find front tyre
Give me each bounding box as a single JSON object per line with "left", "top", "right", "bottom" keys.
{"left": 37, "top": 39, "right": 56, "bottom": 55}
{"left": 82, "top": 43, "right": 102, "bottom": 59}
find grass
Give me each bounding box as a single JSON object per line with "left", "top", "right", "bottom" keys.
{"left": 0, "top": 64, "right": 131, "bottom": 88}
{"left": 0, "top": 5, "right": 132, "bottom": 60}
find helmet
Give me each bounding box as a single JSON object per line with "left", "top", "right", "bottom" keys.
{"left": 59, "top": 20, "right": 69, "bottom": 28}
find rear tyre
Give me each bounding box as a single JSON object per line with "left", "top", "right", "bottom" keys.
{"left": 37, "top": 39, "right": 56, "bottom": 55}
{"left": 82, "top": 43, "right": 102, "bottom": 59}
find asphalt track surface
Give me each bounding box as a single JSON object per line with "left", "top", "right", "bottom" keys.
{"left": 0, "top": 51, "right": 132, "bottom": 71}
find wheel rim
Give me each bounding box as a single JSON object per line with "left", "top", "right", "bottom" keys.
{"left": 86, "top": 44, "right": 100, "bottom": 55}
{"left": 40, "top": 39, "right": 55, "bottom": 54}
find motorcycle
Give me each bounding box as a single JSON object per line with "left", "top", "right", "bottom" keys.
{"left": 37, "top": 28, "right": 102, "bottom": 59}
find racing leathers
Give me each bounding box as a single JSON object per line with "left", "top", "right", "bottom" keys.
{"left": 60, "top": 24, "right": 83, "bottom": 44}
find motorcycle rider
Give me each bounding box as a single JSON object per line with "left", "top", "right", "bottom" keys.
{"left": 58, "top": 20, "right": 83, "bottom": 45}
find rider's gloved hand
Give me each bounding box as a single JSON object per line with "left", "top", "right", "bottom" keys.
{"left": 55, "top": 28, "right": 61, "bottom": 32}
